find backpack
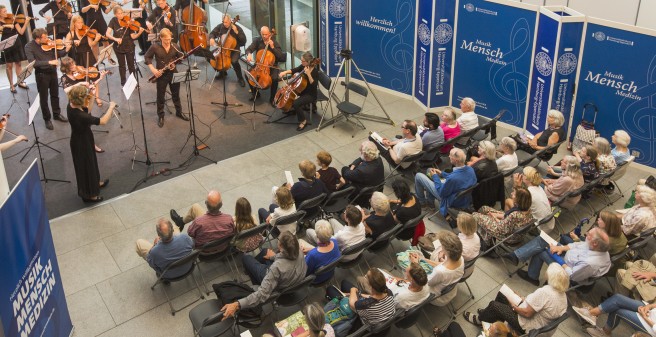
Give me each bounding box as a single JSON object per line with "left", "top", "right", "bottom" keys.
{"left": 324, "top": 295, "right": 357, "bottom": 337}
{"left": 212, "top": 281, "right": 262, "bottom": 325}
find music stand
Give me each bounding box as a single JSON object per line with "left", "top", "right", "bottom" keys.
{"left": 209, "top": 46, "right": 243, "bottom": 119}
{"left": 240, "top": 71, "right": 269, "bottom": 130}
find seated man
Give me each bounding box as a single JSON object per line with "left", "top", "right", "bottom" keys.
{"left": 373, "top": 119, "right": 423, "bottom": 169}
{"left": 307, "top": 205, "right": 366, "bottom": 262}
{"left": 221, "top": 231, "right": 307, "bottom": 318}
{"left": 456, "top": 97, "right": 478, "bottom": 146}
{"left": 414, "top": 148, "right": 477, "bottom": 215}
{"left": 341, "top": 140, "right": 385, "bottom": 206}
{"left": 169, "top": 190, "right": 235, "bottom": 253}
{"left": 390, "top": 262, "right": 430, "bottom": 310}
{"left": 420, "top": 112, "right": 445, "bottom": 150}
{"left": 135, "top": 219, "right": 194, "bottom": 278}
{"left": 503, "top": 227, "right": 611, "bottom": 286}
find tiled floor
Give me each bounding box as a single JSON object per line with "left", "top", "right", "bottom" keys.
{"left": 49, "top": 87, "right": 654, "bottom": 337}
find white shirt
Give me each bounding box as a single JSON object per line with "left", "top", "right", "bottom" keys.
{"left": 459, "top": 233, "right": 481, "bottom": 261}
{"left": 395, "top": 286, "right": 430, "bottom": 310}
{"left": 270, "top": 204, "right": 298, "bottom": 234}
{"left": 457, "top": 111, "right": 478, "bottom": 132}
{"left": 333, "top": 221, "right": 366, "bottom": 261}
{"left": 517, "top": 285, "right": 567, "bottom": 334}
{"left": 496, "top": 153, "right": 518, "bottom": 173}
{"left": 394, "top": 137, "right": 423, "bottom": 168}
{"left": 528, "top": 185, "right": 553, "bottom": 231}
{"left": 428, "top": 257, "right": 464, "bottom": 306}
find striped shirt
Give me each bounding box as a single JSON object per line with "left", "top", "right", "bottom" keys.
{"left": 355, "top": 289, "right": 396, "bottom": 325}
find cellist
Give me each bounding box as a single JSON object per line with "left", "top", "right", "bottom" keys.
{"left": 245, "top": 26, "right": 284, "bottom": 106}
{"left": 208, "top": 14, "right": 246, "bottom": 87}
{"left": 278, "top": 52, "right": 319, "bottom": 131}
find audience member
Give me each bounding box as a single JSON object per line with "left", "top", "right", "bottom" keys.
{"left": 233, "top": 197, "right": 264, "bottom": 253}
{"left": 222, "top": 231, "right": 307, "bottom": 318}
{"left": 468, "top": 140, "right": 499, "bottom": 181}
{"left": 304, "top": 303, "right": 336, "bottom": 337}
{"left": 496, "top": 137, "right": 518, "bottom": 173}
{"left": 572, "top": 145, "right": 600, "bottom": 183}
{"left": 414, "top": 148, "right": 477, "bottom": 216}
{"left": 291, "top": 159, "right": 329, "bottom": 213}
{"left": 259, "top": 186, "right": 298, "bottom": 235}
{"left": 564, "top": 210, "right": 627, "bottom": 256}
{"left": 169, "top": 190, "right": 235, "bottom": 253}
{"left": 303, "top": 220, "right": 341, "bottom": 284}
{"left": 514, "top": 109, "right": 565, "bottom": 161}
{"left": 341, "top": 140, "right": 385, "bottom": 195}
{"left": 475, "top": 187, "right": 534, "bottom": 250}
{"left": 456, "top": 97, "right": 478, "bottom": 146}
{"left": 503, "top": 227, "right": 611, "bottom": 286}
{"left": 390, "top": 262, "right": 430, "bottom": 310}
{"left": 507, "top": 167, "right": 553, "bottom": 231}
{"left": 390, "top": 179, "right": 424, "bottom": 244}
{"left": 362, "top": 192, "right": 396, "bottom": 240}
{"left": 307, "top": 205, "right": 366, "bottom": 262}
{"left": 439, "top": 108, "right": 461, "bottom": 154}
{"left": 618, "top": 185, "right": 656, "bottom": 237}
{"left": 611, "top": 129, "right": 631, "bottom": 164}
{"left": 573, "top": 294, "right": 656, "bottom": 337}
{"left": 463, "top": 263, "right": 569, "bottom": 335}
{"left": 594, "top": 137, "right": 617, "bottom": 190}
{"left": 420, "top": 112, "right": 445, "bottom": 150}
{"left": 374, "top": 119, "right": 423, "bottom": 169}
{"left": 616, "top": 252, "right": 656, "bottom": 302}
{"left": 135, "top": 219, "right": 193, "bottom": 278}
{"left": 316, "top": 150, "right": 346, "bottom": 192}
{"left": 544, "top": 155, "right": 584, "bottom": 209}
{"left": 418, "top": 213, "right": 480, "bottom": 262}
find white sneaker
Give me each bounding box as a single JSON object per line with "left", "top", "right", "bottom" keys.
{"left": 573, "top": 306, "right": 597, "bottom": 325}
{"left": 586, "top": 326, "right": 610, "bottom": 337}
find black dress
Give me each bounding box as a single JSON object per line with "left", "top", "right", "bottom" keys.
{"left": 68, "top": 104, "right": 101, "bottom": 199}
{"left": 67, "top": 31, "right": 97, "bottom": 66}
{"left": 81, "top": 0, "right": 108, "bottom": 35}
{"left": 1, "top": 24, "right": 26, "bottom": 63}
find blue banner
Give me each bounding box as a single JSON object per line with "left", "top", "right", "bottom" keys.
{"left": 0, "top": 162, "right": 73, "bottom": 337}
{"left": 350, "top": 0, "right": 416, "bottom": 95}
{"left": 526, "top": 12, "right": 558, "bottom": 135}
{"left": 321, "top": 0, "right": 346, "bottom": 77}
{"left": 413, "top": 0, "right": 433, "bottom": 106}
{"left": 573, "top": 21, "right": 656, "bottom": 167}
{"left": 551, "top": 20, "right": 583, "bottom": 132}
{"left": 319, "top": 0, "right": 328, "bottom": 73}
{"left": 429, "top": 0, "right": 456, "bottom": 108}
{"left": 452, "top": 0, "right": 537, "bottom": 127}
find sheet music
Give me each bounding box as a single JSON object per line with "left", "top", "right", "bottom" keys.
{"left": 28, "top": 94, "right": 40, "bottom": 126}
{"left": 370, "top": 132, "right": 385, "bottom": 146}
{"left": 539, "top": 230, "right": 558, "bottom": 246}
{"left": 499, "top": 284, "right": 522, "bottom": 306}
{"left": 123, "top": 73, "right": 137, "bottom": 99}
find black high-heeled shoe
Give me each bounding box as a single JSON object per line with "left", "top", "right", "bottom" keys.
{"left": 82, "top": 196, "right": 104, "bottom": 203}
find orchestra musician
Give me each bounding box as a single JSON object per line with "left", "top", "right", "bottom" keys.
{"left": 25, "top": 28, "right": 68, "bottom": 130}
{"left": 146, "top": 0, "right": 177, "bottom": 42}
{"left": 80, "top": 0, "right": 129, "bottom": 65}
{"left": 173, "top": 0, "right": 207, "bottom": 11}
{"left": 65, "top": 15, "right": 102, "bottom": 67}
{"left": 38, "top": 0, "right": 72, "bottom": 39}
{"left": 107, "top": 6, "right": 145, "bottom": 86}
{"left": 144, "top": 28, "right": 189, "bottom": 128}
{"left": 0, "top": 5, "right": 31, "bottom": 93}
{"left": 278, "top": 52, "right": 319, "bottom": 131}
{"left": 132, "top": 0, "right": 151, "bottom": 55}
{"left": 208, "top": 14, "right": 246, "bottom": 87}
{"left": 245, "top": 26, "right": 284, "bottom": 105}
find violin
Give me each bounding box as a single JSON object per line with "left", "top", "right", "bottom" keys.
{"left": 88, "top": 0, "right": 114, "bottom": 6}
{"left": 247, "top": 28, "right": 277, "bottom": 89}
{"left": 119, "top": 15, "right": 149, "bottom": 33}
{"left": 41, "top": 38, "right": 66, "bottom": 51}
{"left": 72, "top": 66, "right": 112, "bottom": 80}
{"left": 77, "top": 24, "right": 107, "bottom": 40}
{"left": 2, "top": 14, "right": 38, "bottom": 25}
{"left": 57, "top": 0, "right": 73, "bottom": 14}
{"left": 161, "top": 4, "right": 172, "bottom": 20}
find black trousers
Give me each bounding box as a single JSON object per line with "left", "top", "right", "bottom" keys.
{"left": 156, "top": 72, "right": 182, "bottom": 117}
{"left": 115, "top": 51, "right": 136, "bottom": 86}
{"left": 35, "top": 71, "right": 61, "bottom": 121}
{"left": 478, "top": 292, "right": 525, "bottom": 334}
{"left": 292, "top": 93, "right": 316, "bottom": 123}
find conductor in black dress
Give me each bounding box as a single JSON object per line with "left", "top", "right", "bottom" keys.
{"left": 67, "top": 85, "right": 116, "bottom": 202}
{"left": 144, "top": 28, "right": 189, "bottom": 128}
{"left": 208, "top": 14, "right": 246, "bottom": 87}
{"left": 245, "top": 26, "right": 285, "bottom": 105}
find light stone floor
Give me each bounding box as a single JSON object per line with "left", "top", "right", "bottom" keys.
{"left": 49, "top": 87, "right": 655, "bottom": 337}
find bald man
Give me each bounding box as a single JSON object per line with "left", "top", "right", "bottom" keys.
{"left": 135, "top": 219, "right": 193, "bottom": 278}
{"left": 170, "top": 190, "right": 235, "bottom": 253}
{"left": 245, "top": 26, "right": 285, "bottom": 105}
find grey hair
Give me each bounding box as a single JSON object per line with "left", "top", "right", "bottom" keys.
{"left": 562, "top": 155, "right": 582, "bottom": 180}
{"left": 614, "top": 130, "right": 631, "bottom": 147}
{"left": 479, "top": 141, "right": 497, "bottom": 160}
{"left": 156, "top": 219, "right": 174, "bottom": 242}
{"left": 636, "top": 184, "right": 656, "bottom": 207}
{"left": 500, "top": 136, "right": 517, "bottom": 153}
{"left": 594, "top": 137, "right": 612, "bottom": 156}
{"left": 314, "top": 220, "right": 334, "bottom": 244}
{"left": 450, "top": 148, "right": 466, "bottom": 166}
{"left": 360, "top": 140, "right": 380, "bottom": 161}
{"left": 462, "top": 97, "right": 476, "bottom": 111}
{"left": 370, "top": 191, "right": 390, "bottom": 214}
{"left": 588, "top": 228, "right": 610, "bottom": 253}
{"left": 547, "top": 109, "right": 565, "bottom": 127}
{"left": 302, "top": 303, "right": 328, "bottom": 337}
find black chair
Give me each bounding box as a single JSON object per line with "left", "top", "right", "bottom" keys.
{"left": 444, "top": 183, "right": 479, "bottom": 224}
{"left": 350, "top": 182, "right": 385, "bottom": 209}
{"left": 310, "top": 256, "right": 343, "bottom": 289}
{"left": 365, "top": 223, "right": 404, "bottom": 269}
{"left": 433, "top": 282, "right": 458, "bottom": 318}
{"left": 197, "top": 234, "right": 236, "bottom": 294}
{"left": 320, "top": 186, "right": 356, "bottom": 217}
{"left": 385, "top": 150, "right": 426, "bottom": 181}
{"left": 472, "top": 172, "right": 505, "bottom": 210}
{"left": 151, "top": 250, "right": 205, "bottom": 315}
{"left": 337, "top": 238, "right": 373, "bottom": 276}
{"left": 335, "top": 81, "right": 368, "bottom": 137}
{"left": 311, "top": 70, "right": 333, "bottom": 125}
{"left": 271, "top": 275, "right": 316, "bottom": 320}
{"left": 365, "top": 309, "right": 404, "bottom": 336}
{"left": 417, "top": 143, "right": 444, "bottom": 171}
{"left": 394, "top": 293, "right": 438, "bottom": 336}
{"left": 228, "top": 223, "right": 269, "bottom": 282}
{"left": 452, "top": 125, "right": 483, "bottom": 150}
{"left": 453, "top": 253, "right": 480, "bottom": 313}
{"left": 189, "top": 299, "right": 263, "bottom": 337}
{"left": 265, "top": 210, "right": 306, "bottom": 246}
{"left": 297, "top": 193, "right": 327, "bottom": 227}
{"left": 607, "top": 156, "right": 635, "bottom": 201}
{"left": 522, "top": 312, "right": 568, "bottom": 337}
{"left": 483, "top": 221, "right": 536, "bottom": 276}
{"left": 628, "top": 231, "right": 655, "bottom": 261}
{"left": 395, "top": 211, "right": 426, "bottom": 242}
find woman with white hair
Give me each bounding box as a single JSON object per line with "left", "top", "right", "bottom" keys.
{"left": 496, "top": 137, "right": 519, "bottom": 173}
{"left": 363, "top": 191, "right": 396, "bottom": 240}
{"left": 439, "top": 108, "right": 461, "bottom": 154}
{"left": 464, "top": 263, "right": 569, "bottom": 335}
{"left": 619, "top": 185, "right": 656, "bottom": 237}
{"left": 514, "top": 109, "right": 565, "bottom": 161}
{"left": 611, "top": 130, "right": 631, "bottom": 164}
{"left": 303, "top": 220, "right": 341, "bottom": 284}
{"left": 544, "top": 155, "right": 584, "bottom": 209}
{"left": 468, "top": 140, "right": 499, "bottom": 181}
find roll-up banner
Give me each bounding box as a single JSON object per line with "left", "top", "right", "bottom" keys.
{"left": 429, "top": 0, "right": 457, "bottom": 108}
{"left": 525, "top": 6, "right": 584, "bottom": 136}
{"left": 573, "top": 18, "right": 656, "bottom": 168}
{"left": 319, "top": 0, "right": 347, "bottom": 76}
{"left": 350, "top": 0, "right": 416, "bottom": 95}
{"left": 413, "top": 0, "right": 433, "bottom": 107}
{"left": 451, "top": 0, "right": 538, "bottom": 128}
{"left": 0, "top": 161, "right": 73, "bottom": 337}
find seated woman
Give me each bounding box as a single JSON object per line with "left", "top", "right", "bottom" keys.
{"left": 572, "top": 294, "right": 656, "bottom": 337}
{"left": 302, "top": 220, "right": 341, "bottom": 285}
{"left": 390, "top": 179, "right": 424, "bottom": 245}
{"left": 544, "top": 156, "right": 584, "bottom": 209}
{"left": 476, "top": 187, "right": 534, "bottom": 250}
{"left": 258, "top": 187, "right": 298, "bottom": 235}
{"left": 418, "top": 213, "right": 480, "bottom": 262}
{"left": 467, "top": 140, "right": 499, "bottom": 181}
{"left": 563, "top": 210, "right": 627, "bottom": 256}
{"left": 463, "top": 263, "right": 569, "bottom": 335}
{"left": 233, "top": 197, "right": 264, "bottom": 253}
{"left": 409, "top": 231, "right": 464, "bottom": 306}
{"left": 546, "top": 145, "right": 599, "bottom": 183}
{"left": 291, "top": 160, "right": 329, "bottom": 214}
{"left": 594, "top": 137, "right": 617, "bottom": 190}
{"left": 307, "top": 205, "right": 366, "bottom": 262}
{"left": 513, "top": 109, "right": 565, "bottom": 161}
{"left": 496, "top": 137, "right": 519, "bottom": 173}
{"left": 362, "top": 191, "right": 396, "bottom": 240}
{"left": 439, "top": 108, "right": 461, "bottom": 154}
{"left": 611, "top": 129, "right": 632, "bottom": 165}
{"left": 507, "top": 167, "right": 553, "bottom": 232}
{"left": 619, "top": 185, "right": 656, "bottom": 238}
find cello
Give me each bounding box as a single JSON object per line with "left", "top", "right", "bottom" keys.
{"left": 247, "top": 28, "right": 276, "bottom": 90}
{"left": 209, "top": 15, "right": 239, "bottom": 72}
{"left": 179, "top": 0, "right": 207, "bottom": 52}
{"left": 273, "top": 57, "right": 320, "bottom": 112}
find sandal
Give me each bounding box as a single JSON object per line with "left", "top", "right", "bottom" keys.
{"left": 96, "top": 98, "right": 103, "bottom": 107}
{"left": 463, "top": 311, "right": 482, "bottom": 327}
{"left": 296, "top": 121, "right": 307, "bottom": 131}
{"left": 18, "top": 82, "right": 28, "bottom": 89}
{"left": 99, "top": 179, "right": 109, "bottom": 188}
{"left": 95, "top": 145, "right": 105, "bottom": 153}
{"left": 9, "top": 85, "right": 16, "bottom": 93}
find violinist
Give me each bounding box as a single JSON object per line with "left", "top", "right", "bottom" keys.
{"left": 0, "top": 5, "right": 31, "bottom": 93}
{"left": 25, "top": 28, "right": 68, "bottom": 130}
{"left": 245, "top": 26, "right": 284, "bottom": 105}
{"left": 0, "top": 115, "right": 28, "bottom": 199}
{"left": 65, "top": 15, "right": 101, "bottom": 68}
{"left": 132, "top": 0, "right": 151, "bottom": 55}
{"left": 278, "top": 52, "right": 319, "bottom": 131}
{"left": 144, "top": 28, "right": 188, "bottom": 128}
{"left": 38, "top": 0, "right": 72, "bottom": 39}
{"left": 208, "top": 14, "right": 246, "bottom": 87}
{"left": 81, "top": 0, "right": 128, "bottom": 65}
{"left": 107, "top": 6, "right": 145, "bottom": 86}
{"left": 146, "top": 0, "right": 176, "bottom": 42}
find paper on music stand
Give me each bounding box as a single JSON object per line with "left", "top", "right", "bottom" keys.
{"left": 239, "top": 331, "right": 253, "bottom": 337}
{"left": 28, "top": 94, "right": 40, "bottom": 126}
{"left": 499, "top": 284, "right": 522, "bottom": 306}
{"left": 17, "top": 61, "right": 35, "bottom": 84}
{"left": 0, "top": 34, "right": 18, "bottom": 51}
{"left": 123, "top": 73, "right": 137, "bottom": 99}
{"left": 284, "top": 171, "right": 294, "bottom": 186}
{"left": 171, "top": 70, "right": 201, "bottom": 83}
{"left": 127, "top": 8, "right": 143, "bottom": 18}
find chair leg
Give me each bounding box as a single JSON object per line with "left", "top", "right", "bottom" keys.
{"left": 195, "top": 261, "right": 212, "bottom": 295}
{"left": 191, "top": 272, "right": 206, "bottom": 300}
{"left": 162, "top": 286, "right": 176, "bottom": 316}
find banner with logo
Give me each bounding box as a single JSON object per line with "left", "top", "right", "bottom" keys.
{"left": 319, "top": 0, "right": 347, "bottom": 77}
{"left": 452, "top": 0, "right": 538, "bottom": 128}
{"left": 350, "top": 0, "right": 416, "bottom": 95}
{"left": 429, "top": 0, "right": 456, "bottom": 108}
{"left": 0, "top": 162, "right": 73, "bottom": 337}
{"left": 413, "top": 0, "right": 433, "bottom": 106}
{"left": 573, "top": 18, "right": 656, "bottom": 167}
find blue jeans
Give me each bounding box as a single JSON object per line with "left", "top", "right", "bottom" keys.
{"left": 258, "top": 204, "right": 278, "bottom": 224}
{"left": 599, "top": 294, "right": 649, "bottom": 333}
{"left": 514, "top": 236, "right": 557, "bottom": 280}
{"left": 242, "top": 249, "right": 273, "bottom": 285}
{"left": 415, "top": 173, "right": 441, "bottom": 206}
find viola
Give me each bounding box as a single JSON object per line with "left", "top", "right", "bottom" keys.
{"left": 161, "top": 4, "right": 172, "bottom": 20}
{"left": 209, "top": 15, "right": 239, "bottom": 72}
{"left": 179, "top": 0, "right": 207, "bottom": 52}
{"left": 119, "top": 15, "right": 149, "bottom": 33}
{"left": 88, "top": 0, "right": 114, "bottom": 6}
{"left": 41, "top": 38, "right": 66, "bottom": 51}
{"left": 2, "top": 14, "right": 38, "bottom": 25}
{"left": 247, "top": 28, "right": 277, "bottom": 90}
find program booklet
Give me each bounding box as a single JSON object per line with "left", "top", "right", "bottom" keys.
{"left": 275, "top": 311, "right": 309, "bottom": 337}
{"left": 499, "top": 284, "right": 522, "bottom": 306}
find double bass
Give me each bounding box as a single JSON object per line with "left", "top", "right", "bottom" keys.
{"left": 273, "top": 57, "right": 320, "bottom": 112}
{"left": 179, "top": 0, "right": 207, "bottom": 52}
{"left": 247, "top": 28, "right": 276, "bottom": 90}
{"left": 209, "top": 15, "right": 239, "bottom": 71}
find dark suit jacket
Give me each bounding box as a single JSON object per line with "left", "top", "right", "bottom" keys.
{"left": 341, "top": 157, "right": 385, "bottom": 190}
